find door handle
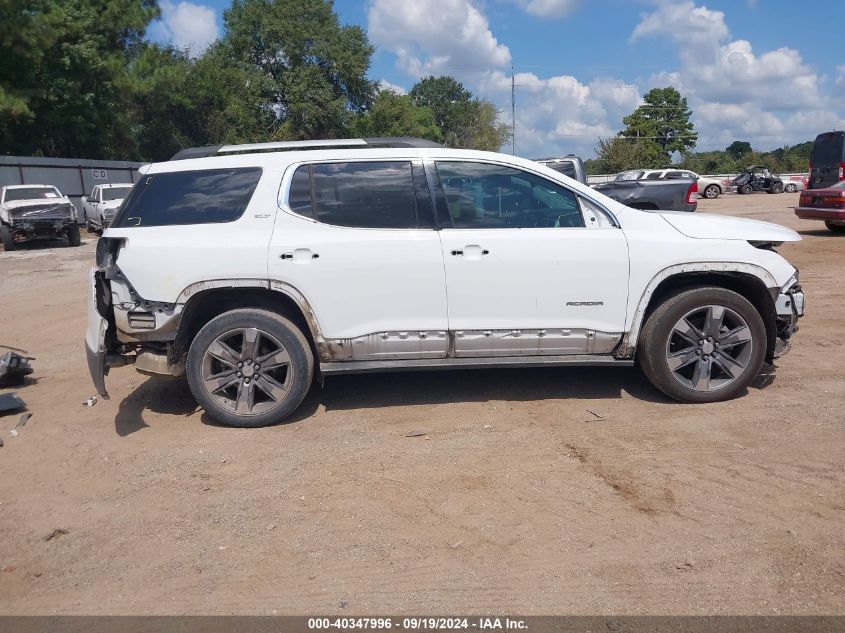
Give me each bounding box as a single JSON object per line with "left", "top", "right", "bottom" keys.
{"left": 280, "top": 249, "right": 319, "bottom": 261}
{"left": 451, "top": 247, "right": 489, "bottom": 257}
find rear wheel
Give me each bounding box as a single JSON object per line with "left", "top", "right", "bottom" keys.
{"left": 187, "top": 309, "right": 314, "bottom": 427}
{"left": 67, "top": 224, "right": 81, "bottom": 246}
{"left": 1, "top": 225, "right": 15, "bottom": 251}
{"left": 825, "top": 221, "right": 845, "bottom": 233}
{"left": 639, "top": 287, "right": 766, "bottom": 403}
{"left": 703, "top": 184, "right": 720, "bottom": 199}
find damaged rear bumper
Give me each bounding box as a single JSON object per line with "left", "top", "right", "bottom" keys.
{"left": 84, "top": 268, "right": 111, "bottom": 399}
{"left": 772, "top": 283, "right": 805, "bottom": 359}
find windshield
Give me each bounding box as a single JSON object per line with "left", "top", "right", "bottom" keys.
{"left": 102, "top": 186, "right": 133, "bottom": 201}
{"left": 3, "top": 187, "right": 61, "bottom": 202}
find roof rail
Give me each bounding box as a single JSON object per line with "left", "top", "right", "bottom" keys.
{"left": 169, "top": 137, "right": 443, "bottom": 161}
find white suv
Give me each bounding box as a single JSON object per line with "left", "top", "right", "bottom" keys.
{"left": 85, "top": 138, "right": 805, "bottom": 427}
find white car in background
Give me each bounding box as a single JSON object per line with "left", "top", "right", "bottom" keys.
{"left": 82, "top": 183, "right": 134, "bottom": 233}
{"left": 641, "top": 169, "right": 725, "bottom": 199}
{"left": 780, "top": 176, "right": 806, "bottom": 193}
{"left": 1, "top": 184, "right": 80, "bottom": 250}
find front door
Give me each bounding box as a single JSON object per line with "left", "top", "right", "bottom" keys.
{"left": 432, "top": 160, "right": 629, "bottom": 357}
{"left": 268, "top": 159, "right": 449, "bottom": 360}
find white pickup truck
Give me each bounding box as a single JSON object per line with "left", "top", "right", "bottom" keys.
{"left": 1, "top": 184, "right": 79, "bottom": 250}
{"left": 82, "top": 183, "right": 134, "bottom": 233}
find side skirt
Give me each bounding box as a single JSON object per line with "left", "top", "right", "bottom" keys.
{"left": 319, "top": 354, "right": 633, "bottom": 375}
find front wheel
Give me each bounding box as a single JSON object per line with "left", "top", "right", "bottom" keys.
{"left": 825, "top": 221, "right": 845, "bottom": 233}
{"left": 703, "top": 184, "right": 720, "bottom": 199}
{"left": 186, "top": 309, "right": 314, "bottom": 427}
{"left": 768, "top": 183, "right": 784, "bottom": 194}
{"left": 785, "top": 183, "right": 797, "bottom": 193}
{"left": 739, "top": 184, "right": 753, "bottom": 194}
{"left": 638, "top": 287, "right": 766, "bottom": 403}
{"left": 1, "top": 224, "right": 15, "bottom": 251}
{"left": 67, "top": 224, "right": 81, "bottom": 246}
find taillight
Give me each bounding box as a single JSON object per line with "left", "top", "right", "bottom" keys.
{"left": 686, "top": 181, "right": 698, "bottom": 204}
{"left": 839, "top": 161, "right": 844, "bottom": 181}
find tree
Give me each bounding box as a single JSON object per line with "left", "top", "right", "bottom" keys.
{"left": 620, "top": 87, "right": 697, "bottom": 161}
{"left": 726, "top": 141, "right": 752, "bottom": 159}
{"left": 592, "top": 136, "right": 665, "bottom": 173}
{"left": 0, "top": 0, "right": 159, "bottom": 158}
{"left": 352, "top": 90, "right": 441, "bottom": 141}
{"left": 409, "top": 76, "right": 509, "bottom": 150}
{"left": 221, "top": 0, "right": 376, "bottom": 140}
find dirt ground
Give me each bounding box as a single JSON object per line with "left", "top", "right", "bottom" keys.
{"left": 0, "top": 192, "right": 842, "bottom": 615}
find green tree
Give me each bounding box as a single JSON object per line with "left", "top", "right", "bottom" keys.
{"left": 352, "top": 90, "right": 441, "bottom": 141}
{"left": 620, "top": 87, "right": 697, "bottom": 162}
{"left": 0, "top": 0, "right": 159, "bottom": 158}
{"left": 221, "top": 0, "right": 376, "bottom": 141}
{"left": 726, "top": 141, "right": 752, "bottom": 159}
{"left": 592, "top": 136, "right": 665, "bottom": 173}
{"left": 465, "top": 100, "right": 510, "bottom": 151}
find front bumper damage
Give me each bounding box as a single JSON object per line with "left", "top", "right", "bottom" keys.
{"left": 84, "top": 268, "right": 111, "bottom": 399}
{"left": 772, "top": 282, "right": 804, "bottom": 359}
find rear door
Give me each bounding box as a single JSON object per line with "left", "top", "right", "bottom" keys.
{"left": 432, "top": 159, "right": 629, "bottom": 357}
{"left": 267, "top": 159, "right": 448, "bottom": 360}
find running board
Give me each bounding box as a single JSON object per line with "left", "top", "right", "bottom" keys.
{"left": 319, "top": 355, "right": 633, "bottom": 375}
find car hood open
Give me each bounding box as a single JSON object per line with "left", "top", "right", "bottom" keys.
{"left": 658, "top": 211, "right": 801, "bottom": 242}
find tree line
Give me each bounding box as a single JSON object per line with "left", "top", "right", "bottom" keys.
{"left": 0, "top": 0, "right": 509, "bottom": 161}
{"left": 586, "top": 86, "right": 811, "bottom": 175}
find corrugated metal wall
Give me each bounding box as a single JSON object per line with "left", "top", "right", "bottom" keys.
{"left": 0, "top": 156, "right": 145, "bottom": 222}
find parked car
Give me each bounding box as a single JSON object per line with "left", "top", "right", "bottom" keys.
{"left": 592, "top": 177, "right": 698, "bottom": 212}
{"left": 534, "top": 155, "right": 586, "bottom": 184}
{"left": 808, "top": 130, "right": 845, "bottom": 190}
{"left": 85, "top": 137, "right": 805, "bottom": 427}
{"left": 732, "top": 166, "right": 784, "bottom": 194}
{"left": 614, "top": 170, "right": 646, "bottom": 181}
{"left": 641, "top": 169, "right": 725, "bottom": 199}
{"left": 780, "top": 176, "right": 806, "bottom": 193}
{"left": 794, "top": 181, "right": 845, "bottom": 232}
{"left": 82, "top": 183, "right": 134, "bottom": 233}
{"left": 1, "top": 184, "right": 80, "bottom": 251}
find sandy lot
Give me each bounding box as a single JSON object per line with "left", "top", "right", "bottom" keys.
{"left": 0, "top": 192, "right": 843, "bottom": 615}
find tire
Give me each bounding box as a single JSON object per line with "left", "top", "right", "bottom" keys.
{"left": 67, "top": 224, "right": 81, "bottom": 247}
{"left": 186, "top": 308, "right": 314, "bottom": 427}
{"left": 785, "top": 183, "right": 797, "bottom": 193}
{"left": 638, "top": 286, "right": 767, "bottom": 403}
{"left": 768, "top": 183, "right": 784, "bottom": 194}
{"left": 825, "top": 221, "right": 845, "bottom": 233}
{"left": 703, "top": 184, "right": 720, "bottom": 199}
{"left": 739, "top": 184, "right": 753, "bottom": 194}
{"left": 1, "top": 224, "right": 15, "bottom": 251}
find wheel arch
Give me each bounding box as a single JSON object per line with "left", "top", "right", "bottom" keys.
{"left": 619, "top": 264, "right": 778, "bottom": 361}
{"left": 169, "top": 281, "right": 324, "bottom": 368}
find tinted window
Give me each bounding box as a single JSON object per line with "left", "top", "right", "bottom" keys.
{"left": 288, "top": 162, "right": 418, "bottom": 229}
{"left": 102, "top": 186, "right": 132, "bottom": 201}
{"left": 645, "top": 172, "right": 662, "bottom": 180}
{"left": 811, "top": 133, "right": 845, "bottom": 165}
{"left": 544, "top": 161, "right": 576, "bottom": 179}
{"left": 435, "top": 161, "right": 584, "bottom": 229}
{"left": 112, "top": 168, "right": 261, "bottom": 228}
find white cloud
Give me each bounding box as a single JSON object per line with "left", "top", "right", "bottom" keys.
{"left": 632, "top": 1, "right": 841, "bottom": 150}
{"left": 148, "top": 0, "right": 219, "bottom": 56}
{"left": 367, "top": 0, "right": 510, "bottom": 77}
{"left": 378, "top": 80, "right": 408, "bottom": 95}
{"left": 509, "top": 0, "right": 580, "bottom": 18}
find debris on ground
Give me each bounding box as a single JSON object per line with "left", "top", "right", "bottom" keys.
{"left": 16, "top": 412, "right": 32, "bottom": 428}
{"left": 44, "top": 528, "right": 68, "bottom": 542}
{"left": 83, "top": 396, "right": 97, "bottom": 407}
{"left": 585, "top": 409, "right": 607, "bottom": 422}
{"left": 404, "top": 430, "right": 429, "bottom": 437}
{"left": 0, "top": 393, "right": 26, "bottom": 414}
{"left": 9, "top": 429, "right": 18, "bottom": 438}
{"left": 0, "top": 352, "right": 34, "bottom": 387}
{"left": 0, "top": 437, "right": 4, "bottom": 447}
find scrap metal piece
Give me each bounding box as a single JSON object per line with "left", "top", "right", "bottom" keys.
{"left": 16, "top": 412, "right": 32, "bottom": 428}
{"left": 0, "top": 393, "right": 25, "bottom": 414}
{"left": 0, "top": 352, "right": 34, "bottom": 386}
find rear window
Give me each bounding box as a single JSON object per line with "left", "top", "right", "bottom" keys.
{"left": 102, "top": 186, "right": 133, "bottom": 201}
{"left": 111, "top": 167, "right": 262, "bottom": 228}
{"left": 811, "top": 133, "right": 845, "bottom": 166}
{"left": 287, "top": 161, "right": 419, "bottom": 229}
{"left": 543, "top": 161, "right": 577, "bottom": 180}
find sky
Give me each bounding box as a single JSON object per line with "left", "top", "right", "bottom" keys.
{"left": 147, "top": 0, "right": 845, "bottom": 159}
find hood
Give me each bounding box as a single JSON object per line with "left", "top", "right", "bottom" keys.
{"left": 3, "top": 197, "right": 72, "bottom": 210}
{"left": 101, "top": 200, "right": 123, "bottom": 209}
{"left": 658, "top": 211, "right": 801, "bottom": 242}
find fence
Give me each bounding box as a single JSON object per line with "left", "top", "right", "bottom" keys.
{"left": 0, "top": 155, "right": 146, "bottom": 220}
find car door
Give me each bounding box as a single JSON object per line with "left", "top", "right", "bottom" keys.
{"left": 83, "top": 187, "right": 98, "bottom": 220}
{"left": 267, "top": 158, "right": 449, "bottom": 360}
{"left": 432, "top": 159, "right": 629, "bottom": 357}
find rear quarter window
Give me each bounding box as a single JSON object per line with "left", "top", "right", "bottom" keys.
{"left": 111, "top": 167, "right": 262, "bottom": 227}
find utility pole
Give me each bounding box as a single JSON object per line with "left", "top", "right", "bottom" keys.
{"left": 511, "top": 64, "right": 516, "bottom": 155}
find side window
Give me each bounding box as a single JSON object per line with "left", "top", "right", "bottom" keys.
{"left": 666, "top": 171, "right": 686, "bottom": 179}
{"left": 89, "top": 187, "right": 98, "bottom": 200}
{"left": 287, "top": 161, "right": 419, "bottom": 229}
{"left": 435, "top": 161, "right": 584, "bottom": 229}
{"left": 111, "top": 167, "right": 262, "bottom": 228}
{"left": 645, "top": 172, "right": 662, "bottom": 180}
